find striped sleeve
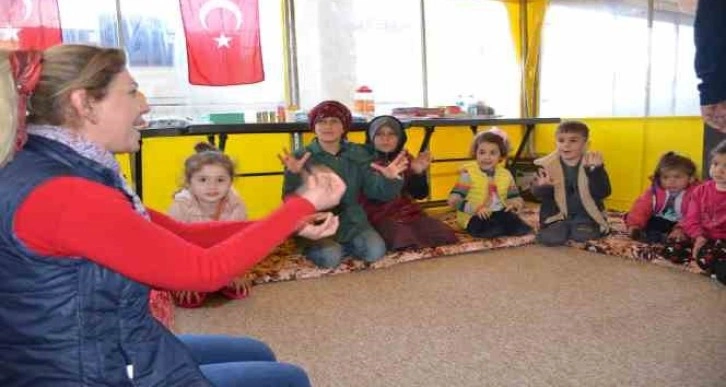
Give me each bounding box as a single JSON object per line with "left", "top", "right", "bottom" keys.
{"left": 450, "top": 170, "right": 472, "bottom": 198}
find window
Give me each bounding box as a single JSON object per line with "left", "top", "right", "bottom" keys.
{"left": 294, "top": 0, "right": 519, "bottom": 116}
{"left": 540, "top": 1, "right": 649, "bottom": 117}
{"left": 61, "top": 0, "right": 287, "bottom": 121}
{"left": 294, "top": 0, "right": 424, "bottom": 113}
{"left": 649, "top": 1, "right": 698, "bottom": 115}
{"left": 120, "top": 0, "right": 285, "bottom": 121}
{"left": 60, "top": 0, "right": 172, "bottom": 66}
{"left": 58, "top": 0, "right": 117, "bottom": 46}
{"left": 539, "top": 0, "right": 699, "bottom": 117}
{"left": 57, "top": 0, "right": 520, "bottom": 119}
{"left": 424, "top": 0, "right": 520, "bottom": 117}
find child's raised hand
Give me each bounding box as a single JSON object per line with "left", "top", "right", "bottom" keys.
{"left": 298, "top": 212, "right": 339, "bottom": 240}
{"left": 278, "top": 148, "right": 311, "bottom": 174}
{"left": 371, "top": 151, "right": 409, "bottom": 180}
{"left": 533, "top": 169, "right": 553, "bottom": 186}
{"left": 583, "top": 151, "right": 604, "bottom": 169}
{"left": 410, "top": 151, "right": 432, "bottom": 174}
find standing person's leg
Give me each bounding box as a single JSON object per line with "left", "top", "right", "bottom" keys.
{"left": 346, "top": 227, "right": 387, "bottom": 263}
{"left": 179, "top": 334, "right": 311, "bottom": 387}
{"left": 302, "top": 237, "right": 345, "bottom": 268}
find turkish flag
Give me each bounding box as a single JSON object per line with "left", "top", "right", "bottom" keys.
{"left": 180, "top": 0, "right": 264, "bottom": 86}
{"left": 0, "top": 0, "right": 62, "bottom": 50}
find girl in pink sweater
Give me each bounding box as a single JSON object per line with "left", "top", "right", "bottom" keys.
{"left": 626, "top": 152, "right": 698, "bottom": 245}
{"left": 681, "top": 140, "right": 726, "bottom": 283}
{"left": 168, "top": 142, "right": 250, "bottom": 307}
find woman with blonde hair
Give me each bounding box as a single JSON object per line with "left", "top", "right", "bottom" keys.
{"left": 0, "top": 45, "right": 344, "bottom": 386}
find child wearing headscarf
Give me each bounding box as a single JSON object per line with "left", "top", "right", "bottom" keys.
{"left": 360, "top": 115, "right": 457, "bottom": 250}
{"left": 281, "top": 101, "right": 409, "bottom": 268}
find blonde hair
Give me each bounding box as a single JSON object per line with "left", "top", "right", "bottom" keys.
{"left": 0, "top": 45, "right": 126, "bottom": 166}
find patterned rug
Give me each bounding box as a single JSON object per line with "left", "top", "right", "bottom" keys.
{"left": 245, "top": 207, "right": 706, "bottom": 286}
{"left": 246, "top": 209, "right": 538, "bottom": 284}
{"left": 570, "top": 212, "right": 705, "bottom": 275}
{"left": 152, "top": 207, "right": 710, "bottom": 329}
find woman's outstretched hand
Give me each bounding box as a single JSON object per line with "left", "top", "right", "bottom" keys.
{"left": 296, "top": 164, "right": 346, "bottom": 211}
{"left": 298, "top": 212, "right": 340, "bottom": 240}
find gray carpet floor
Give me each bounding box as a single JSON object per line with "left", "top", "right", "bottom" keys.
{"left": 176, "top": 245, "right": 726, "bottom": 387}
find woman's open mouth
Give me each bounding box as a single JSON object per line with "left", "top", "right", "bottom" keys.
{"left": 133, "top": 116, "right": 148, "bottom": 129}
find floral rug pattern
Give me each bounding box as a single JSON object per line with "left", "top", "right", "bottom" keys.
{"left": 244, "top": 208, "right": 704, "bottom": 285}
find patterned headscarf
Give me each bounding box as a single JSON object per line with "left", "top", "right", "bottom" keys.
{"left": 1, "top": 50, "right": 43, "bottom": 167}
{"left": 308, "top": 100, "right": 352, "bottom": 133}
{"left": 10, "top": 50, "right": 43, "bottom": 152}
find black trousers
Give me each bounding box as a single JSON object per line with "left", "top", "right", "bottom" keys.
{"left": 466, "top": 210, "right": 532, "bottom": 238}
{"left": 642, "top": 216, "right": 677, "bottom": 244}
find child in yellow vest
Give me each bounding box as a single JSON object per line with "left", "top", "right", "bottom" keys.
{"left": 447, "top": 131, "right": 532, "bottom": 238}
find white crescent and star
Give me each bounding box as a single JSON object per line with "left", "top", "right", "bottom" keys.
{"left": 198, "top": 0, "right": 244, "bottom": 48}
{"left": 1, "top": 0, "right": 33, "bottom": 42}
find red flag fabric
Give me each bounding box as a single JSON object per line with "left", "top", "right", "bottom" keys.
{"left": 180, "top": 0, "right": 264, "bottom": 86}
{"left": 0, "top": 0, "right": 62, "bottom": 50}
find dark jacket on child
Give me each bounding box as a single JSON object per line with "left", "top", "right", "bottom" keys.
{"left": 282, "top": 139, "right": 403, "bottom": 243}
{"left": 533, "top": 151, "right": 611, "bottom": 233}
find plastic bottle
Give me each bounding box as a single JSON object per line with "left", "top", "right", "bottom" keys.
{"left": 455, "top": 94, "right": 465, "bottom": 110}
{"left": 276, "top": 102, "right": 286, "bottom": 123}
{"left": 466, "top": 95, "right": 477, "bottom": 116}
{"left": 354, "top": 85, "right": 375, "bottom": 118}
{"left": 286, "top": 104, "right": 299, "bottom": 122}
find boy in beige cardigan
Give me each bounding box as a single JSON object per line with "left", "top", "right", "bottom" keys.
{"left": 532, "top": 121, "right": 611, "bottom": 246}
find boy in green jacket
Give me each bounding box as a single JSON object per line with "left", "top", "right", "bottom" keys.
{"left": 282, "top": 100, "right": 408, "bottom": 268}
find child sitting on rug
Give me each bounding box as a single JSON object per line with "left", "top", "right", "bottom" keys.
{"left": 447, "top": 130, "right": 532, "bottom": 238}
{"left": 360, "top": 115, "right": 457, "bottom": 250}
{"left": 281, "top": 101, "right": 408, "bottom": 268}
{"left": 625, "top": 151, "right": 698, "bottom": 245}
{"left": 532, "top": 121, "right": 611, "bottom": 246}
{"left": 167, "top": 142, "right": 250, "bottom": 307}
{"left": 680, "top": 140, "right": 726, "bottom": 283}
